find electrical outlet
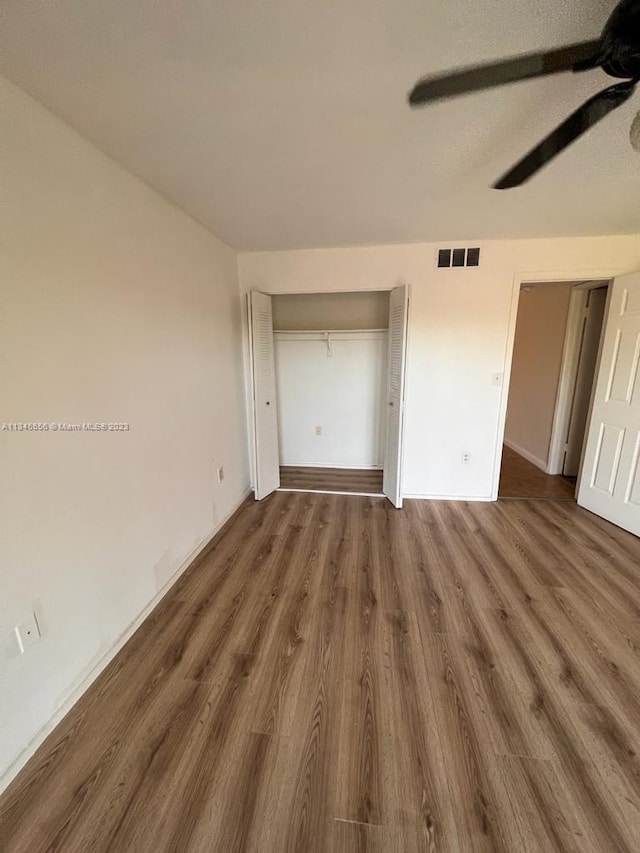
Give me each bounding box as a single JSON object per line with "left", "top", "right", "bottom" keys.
{"left": 315, "top": 426, "right": 322, "bottom": 436}
{"left": 217, "top": 466, "right": 224, "bottom": 483}
{"left": 461, "top": 452, "right": 471, "bottom": 464}
{"left": 15, "top": 613, "right": 41, "bottom": 653}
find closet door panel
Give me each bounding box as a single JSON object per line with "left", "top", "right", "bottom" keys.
{"left": 249, "top": 291, "right": 280, "bottom": 500}
{"left": 383, "top": 285, "right": 409, "bottom": 508}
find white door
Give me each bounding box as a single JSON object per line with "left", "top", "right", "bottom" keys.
{"left": 563, "top": 286, "right": 608, "bottom": 477}
{"left": 249, "top": 291, "right": 280, "bottom": 500}
{"left": 383, "top": 285, "right": 409, "bottom": 508}
{"left": 578, "top": 271, "right": 640, "bottom": 536}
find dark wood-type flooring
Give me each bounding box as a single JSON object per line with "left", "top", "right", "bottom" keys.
{"left": 500, "top": 445, "right": 576, "bottom": 500}
{"left": 2, "top": 493, "right": 640, "bottom": 852}
{"left": 280, "top": 466, "right": 383, "bottom": 494}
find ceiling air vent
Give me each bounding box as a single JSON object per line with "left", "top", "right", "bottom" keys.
{"left": 437, "top": 247, "right": 481, "bottom": 268}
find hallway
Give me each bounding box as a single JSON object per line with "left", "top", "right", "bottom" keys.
{"left": 499, "top": 445, "right": 575, "bottom": 500}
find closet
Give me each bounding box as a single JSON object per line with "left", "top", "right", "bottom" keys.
{"left": 248, "top": 287, "right": 409, "bottom": 507}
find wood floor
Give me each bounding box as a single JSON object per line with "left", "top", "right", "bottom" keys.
{"left": 499, "top": 445, "right": 576, "bottom": 500}
{"left": 280, "top": 466, "right": 384, "bottom": 494}
{"left": 2, "top": 493, "right": 640, "bottom": 852}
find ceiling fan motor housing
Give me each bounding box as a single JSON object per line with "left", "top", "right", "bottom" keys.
{"left": 600, "top": 0, "right": 640, "bottom": 79}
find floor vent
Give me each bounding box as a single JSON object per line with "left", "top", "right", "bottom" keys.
{"left": 437, "top": 247, "right": 481, "bottom": 268}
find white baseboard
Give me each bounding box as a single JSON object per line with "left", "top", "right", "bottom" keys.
{"left": 278, "top": 488, "right": 384, "bottom": 497}
{"left": 503, "top": 438, "right": 549, "bottom": 473}
{"left": 0, "top": 486, "right": 252, "bottom": 795}
{"left": 278, "top": 489, "right": 492, "bottom": 502}
{"left": 403, "top": 493, "right": 494, "bottom": 502}
{"left": 280, "top": 462, "right": 383, "bottom": 470}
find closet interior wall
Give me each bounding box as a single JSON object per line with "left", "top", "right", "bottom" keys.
{"left": 272, "top": 291, "right": 389, "bottom": 470}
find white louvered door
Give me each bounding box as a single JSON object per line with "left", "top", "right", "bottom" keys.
{"left": 249, "top": 291, "right": 280, "bottom": 500}
{"left": 577, "top": 271, "right": 640, "bottom": 536}
{"left": 383, "top": 285, "right": 409, "bottom": 508}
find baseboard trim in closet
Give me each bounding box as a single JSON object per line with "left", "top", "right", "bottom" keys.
{"left": 278, "top": 487, "right": 385, "bottom": 497}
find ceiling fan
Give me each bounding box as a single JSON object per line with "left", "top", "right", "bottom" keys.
{"left": 408, "top": 0, "right": 640, "bottom": 188}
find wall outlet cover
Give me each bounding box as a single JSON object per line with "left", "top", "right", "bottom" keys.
{"left": 15, "top": 614, "right": 41, "bottom": 653}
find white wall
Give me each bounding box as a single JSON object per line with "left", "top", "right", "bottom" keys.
{"left": 239, "top": 235, "right": 640, "bottom": 499}
{"left": 505, "top": 283, "right": 574, "bottom": 469}
{"left": 275, "top": 331, "right": 387, "bottom": 468}
{"left": 272, "top": 291, "right": 389, "bottom": 331}
{"left": 0, "top": 78, "right": 249, "bottom": 789}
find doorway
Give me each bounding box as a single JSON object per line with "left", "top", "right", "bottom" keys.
{"left": 499, "top": 279, "right": 609, "bottom": 500}
{"left": 248, "top": 286, "right": 409, "bottom": 506}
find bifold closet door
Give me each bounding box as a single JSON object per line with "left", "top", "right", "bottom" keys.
{"left": 383, "top": 284, "right": 409, "bottom": 508}
{"left": 577, "top": 270, "right": 640, "bottom": 536}
{"left": 249, "top": 291, "right": 280, "bottom": 500}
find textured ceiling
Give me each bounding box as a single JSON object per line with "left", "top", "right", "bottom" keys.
{"left": 2, "top": 0, "right": 639, "bottom": 249}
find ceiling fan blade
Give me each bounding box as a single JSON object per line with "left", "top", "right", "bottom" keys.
{"left": 409, "top": 40, "right": 601, "bottom": 106}
{"left": 493, "top": 79, "right": 636, "bottom": 189}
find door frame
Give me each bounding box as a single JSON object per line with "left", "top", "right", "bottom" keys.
{"left": 491, "top": 265, "right": 630, "bottom": 501}
{"left": 547, "top": 280, "right": 611, "bottom": 476}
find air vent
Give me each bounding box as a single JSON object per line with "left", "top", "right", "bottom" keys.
{"left": 466, "top": 247, "right": 480, "bottom": 267}
{"left": 452, "top": 248, "right": 465, "bottom": 267}
{"left": 437, "top": 249, "right": 451, "bottom": 268}
{"left": 437, "top": 247, "right": 481, "bottom": 268}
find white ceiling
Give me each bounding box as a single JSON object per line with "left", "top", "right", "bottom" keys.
{"left": 2, "top": 0, "right": 639, "bottom": 250}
